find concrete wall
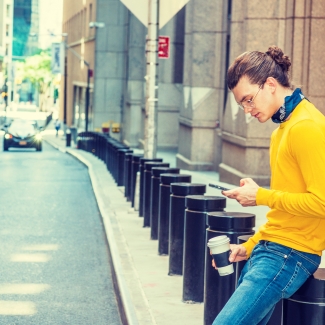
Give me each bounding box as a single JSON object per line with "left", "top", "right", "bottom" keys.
{"left": 287, "top": 0, "right": 325, "bottom": 113}
{"left": 93, "top": 0, "right": 128, "bottom": 134}
{"left": 156, "top": 8, "right": 185, "bottom": 149}
{"left": 122, "top": 12, "right": 146, "bottom": 147}
{"left": 176, "top": 0, "right": 229, "bottom": 171}
{"left": 219, "top": 0, "right": 325, "bottom": 186}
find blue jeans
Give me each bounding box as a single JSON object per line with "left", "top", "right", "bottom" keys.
{"left": 212, "top": 240, "right": 321, "bottom": 325}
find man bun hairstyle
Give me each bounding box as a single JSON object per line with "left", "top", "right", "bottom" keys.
{"left": 265, "top": 46, "right": 291, "bottom": 73}
{"left": 227, "top": 45, "right": 292, "bottom": 90}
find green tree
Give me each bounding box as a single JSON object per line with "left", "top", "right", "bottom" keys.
{"left": 16, "top": 51, "right": 54, "bottom": 111}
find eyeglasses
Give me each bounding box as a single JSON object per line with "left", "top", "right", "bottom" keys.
{"left": 238, "top": 84, "right": 263, "bottom": 110}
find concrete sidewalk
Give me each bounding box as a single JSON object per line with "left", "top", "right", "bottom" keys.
{"left": 41, "top": 125, "right": 280, "bottom": 325}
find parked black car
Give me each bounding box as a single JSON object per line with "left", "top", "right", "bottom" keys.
{"left": 3, "top": 120, "right": 42, "bottom": 151}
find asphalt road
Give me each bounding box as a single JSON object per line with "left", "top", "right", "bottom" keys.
{"left": 0, "top": 140, "right": 122, "bottom": 324}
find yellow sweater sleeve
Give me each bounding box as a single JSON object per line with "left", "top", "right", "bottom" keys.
{"left": 257, "top": 119, "right": 325, "bottom": 218}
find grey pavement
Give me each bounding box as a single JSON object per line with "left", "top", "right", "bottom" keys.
{"left": 42, "top": 121, "right": 325, "bottom": 325}
{"left": 0, "top": 138, "right": 122, "bottom": 324}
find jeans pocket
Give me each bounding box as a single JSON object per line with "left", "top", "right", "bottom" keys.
{"left": 264, "top": 241, "right": 290, "bottom": 259}
{"left": 282, "top": 261, "right": 310, "bottom": 298}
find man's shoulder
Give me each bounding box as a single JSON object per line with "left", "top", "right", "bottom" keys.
{"left": 290, "top": 100, "right": 325, "bottom": 131}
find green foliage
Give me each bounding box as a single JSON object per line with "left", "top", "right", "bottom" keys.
{"left": 16, "top": 51, "right": 54, "bottom": 94}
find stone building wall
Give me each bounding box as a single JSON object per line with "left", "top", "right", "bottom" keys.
{"left": 176, "top": 0, "right": 229, "bottom": 171}
{"left": 219, "top": 0, "right": 325, "bottom": 186}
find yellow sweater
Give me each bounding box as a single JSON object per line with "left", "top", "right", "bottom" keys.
{"left": 243, "top": 99, "right": 325, "bottom": 257}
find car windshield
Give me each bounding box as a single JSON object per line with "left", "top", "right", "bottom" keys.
{"left": 8, "top": 121, "right": 36, "bottom": 134}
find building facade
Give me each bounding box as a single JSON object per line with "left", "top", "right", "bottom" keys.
{"left": 62, "top": 0, "right": 325, "bottom": 185}
{"left": 61, "top": 0, "right": 96, "bottom": 130}
{"left": 0, "top": 0, "right": 13, "bottom": 105}
{"left": 13, "top": 0, "right": 39, "bottom": 58}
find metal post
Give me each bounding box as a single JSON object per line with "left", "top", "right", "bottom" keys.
{"left": 144, "top": 0, "right": 159, "bottom": 159}
{"left": 283, "top": 268, "right": 325, "bottom": 325}
{"left": 183, "top": 195, "right": 226, "bottom": 303}
{"left": 139, "top": 158, "right": 163, "bottom": 217}
{"left": 85, "top": 67, "right": 90, "bottom": 131}
{"left": 158, "top": 173, "right": 191, "bottom": 255}
{"left": 150, "top": 167, "right": 180, "bottom": 240}
{"left": 64, "top": 56, "right": 67, "bottom": 126}
{"left": 204, "top": 212, "right": 255, "bottom": 325}
{"left": 169, "top": 184, "right": 206, "bottom": 276}
{"left": 143, "top": 162, "right": 169, "bottom": 227}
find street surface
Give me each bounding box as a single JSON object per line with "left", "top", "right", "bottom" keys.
{"left": 0, "top": 138, "right": 122, "bottom": 324}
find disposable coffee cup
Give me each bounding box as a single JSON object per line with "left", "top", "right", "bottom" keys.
{"left": 207, "top": 235, "right": 234, "bottom": 276}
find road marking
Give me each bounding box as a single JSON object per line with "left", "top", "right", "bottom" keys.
{"left": 22, "top": 244, "right": 59, "bottom": 251}
{"left": 10, "top": 253, "right": 51, "bottom": 262}
{"left": 0, "top": 284, "right": 50, "bottom": 295}
{"left": 0, "top": 301, "right": 36, "bottom": 315}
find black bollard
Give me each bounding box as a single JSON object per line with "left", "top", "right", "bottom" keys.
{"left": 112, "top": 143, "right": 127, "bottom": 182}
{"left": 150, "top": 167, "right": 180, "bottom": 240}
{"left": 66, "top": 129, "right": 71, "bottom": 147}
{"left": 204, "top": 212, "right": 255, "bottom": 325}
{"left": 158, "top": 174, "right": 191, "bottom": 255}
{"left": 117, "top": 149, "right": 133, "bottom": 187}
{"left": 236, "top": 235, "right": 253, "bottom": 284}
{"left": 139, "top": 158, "right": 163, "bottom": 217}
{"left": 131, "top": 154, "right": 143, "bottom": 207}
{"left": 124, "top": 153, "right": 133, "bottom": 201}
{"left": 169, "top": 183, "right": 206, "bottom": 276}
{"left": 268, "top": 301, "right": 283, "bottom": 325}
{"left": 283, "top": 268, "right": 325, "bottom": 325}
{"left": 183, "top": 195, "right": 226, "bottom": 303}
{"left": 143, "top": 162, "right": 170, "bottom": 227}
{"left": 237, "top": 235, "right": 283, "bottom": 325}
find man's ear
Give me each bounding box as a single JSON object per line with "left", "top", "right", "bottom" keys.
{"left": 265, "top": 77, "right": 277, "bottom": 93}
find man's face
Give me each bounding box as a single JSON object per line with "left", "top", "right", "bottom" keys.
{"left": 232, "top": 76, "right": 275, "bottom": 123}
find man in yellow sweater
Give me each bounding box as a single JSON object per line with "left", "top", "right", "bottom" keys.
{"left": 212, "top": 46, "right": 325, "bottom": 325}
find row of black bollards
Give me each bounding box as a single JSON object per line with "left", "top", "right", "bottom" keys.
{"left": 76, "top": 134, "right": 325, "bottom": 325}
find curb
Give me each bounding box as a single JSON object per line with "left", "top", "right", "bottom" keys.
{"left": 44, "top": 138, "right": 139, "bottom": 325}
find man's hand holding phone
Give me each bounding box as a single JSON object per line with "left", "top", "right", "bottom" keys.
{"left": 222, "top": 178, "right": 259, "bottom": 207}
{"left": 210, "top": 178, "right": 259, "bottom": 207}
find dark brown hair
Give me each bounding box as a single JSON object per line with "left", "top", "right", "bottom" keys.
{"left": 227, "top": 46, "right": 292, "bottom": 90}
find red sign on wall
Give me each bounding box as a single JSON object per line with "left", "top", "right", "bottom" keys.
{"left": 158, "top": 36, "right": 170, "bottom": 59}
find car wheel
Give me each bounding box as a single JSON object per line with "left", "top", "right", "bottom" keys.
{"left": 3, "top": 141, "right": 8, "bottom": 151}
{"left": 36, "top": 143, "right": 42, "bottom": 151}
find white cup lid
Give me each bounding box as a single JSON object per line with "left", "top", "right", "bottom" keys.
{"left": 207, "top": 235, "right": 230, "bottom": 247}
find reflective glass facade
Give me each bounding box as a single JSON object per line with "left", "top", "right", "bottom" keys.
{"left": 13, "top": 0, "right": 39, "bottom": 57}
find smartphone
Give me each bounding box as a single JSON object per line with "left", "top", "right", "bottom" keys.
{"left": 208, "top": 183, "right": 230, "bottom": 191}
